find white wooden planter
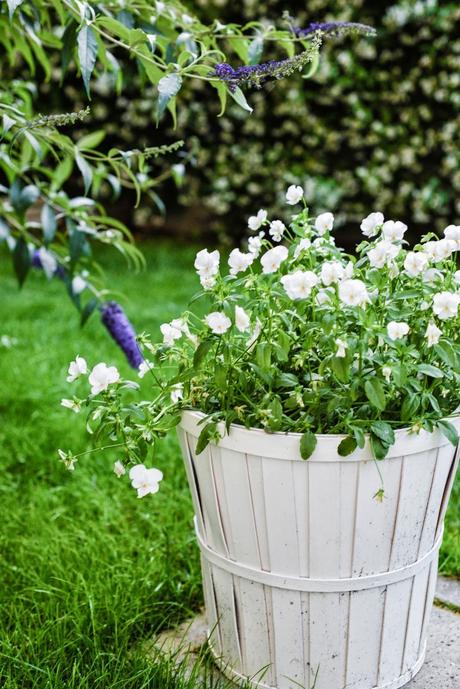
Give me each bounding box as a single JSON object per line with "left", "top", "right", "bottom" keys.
{"left": 177, "top": 410, "right": 460, "bottom": 689}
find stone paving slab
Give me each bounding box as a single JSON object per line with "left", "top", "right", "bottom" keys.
{"left": 149, "top": 596, "right": 459, "bottom": 688}
{"left": 407, "top": 606, "right": 459, "bottom": 688}
{"left": 436, "top": 576, "right": 460, "bottom": 610}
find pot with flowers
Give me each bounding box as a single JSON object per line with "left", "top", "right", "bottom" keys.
{"left": 62, "top": 185, "right": 460, "bottom": 689}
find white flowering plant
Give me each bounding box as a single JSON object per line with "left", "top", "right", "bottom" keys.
{"left": 61, "top": 186, "right": 460, "bottom": 494}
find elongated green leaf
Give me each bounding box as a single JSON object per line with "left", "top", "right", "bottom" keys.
{"left": 418, "top": 363, "right": 443, "bottom": 379}
{"left": 41, "top": 204, "right": 57, "bottom": 243}
{"left": 157, "top": 73, "right": 182, "bottom": 121}
{"left": 300, "top": 431, "right": 317, "bottom": 460}
{"left": 364, "top": 378, "right": 386, "bottom": 411}
{"left": 229, "top": 86, "right": 253, "bottom": 113}
{"left": 75, "top": 153, "right": 93, "bottom": 194}
{"left": 13, "top": 237, "right": 30, "bottom": 287}
{"left": 437, "top": 420, "right": 459, "bottom": 447}
{"left": 193, "top": 339, "right": 212, "bottom": 368}
{"left": 77, "top": 130, "right": 106, "bottom": 149}
{"left": 77, "top": 24, "right": 98, "bottom": 97}
{"left": 195, "top": 422, "right": 217, "bottom": 455}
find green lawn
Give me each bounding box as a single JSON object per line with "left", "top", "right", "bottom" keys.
{"left": 0, "top": 243, "right": 459, "bottom": 688}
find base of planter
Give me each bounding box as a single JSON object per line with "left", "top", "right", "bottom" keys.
{"left": 207, "top": 637, "right": 427, "bottom": 689}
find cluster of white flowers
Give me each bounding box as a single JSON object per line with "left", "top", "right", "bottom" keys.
{"left": 65, "top": 356, "right": 120, "bottom": 398}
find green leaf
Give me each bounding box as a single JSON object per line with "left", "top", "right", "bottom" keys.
{"left": 338, "top": 435, "right": 358, "bottom": 457}
{"left": 212, "top": 81, "right": 227, "bottom": 117}
{"left": 331, "top": 356, "right": 350, "bottom": 383}
{"left": 41, "top": 204, "right": 57, "bottom": 243}
{"left": 370, "top": 434, "right": 390, "bottom": 460}
{"left": 193, "top": 339, "right": 212, "bottom": 368}
{"left": 77, "top": 130, "right": 106, "bottom": 150}
{"left": 437, "top": 420, "right": 459, "bottom": 447}
{"left": 61, "top": 20, "right": 77, "bottom": 76}
{"left": 80, "top": 298, "right": 98, "bottom": 326}
{"left": 195, "top": 422, "right": 217, "bottom": 455}
{"left": 229, "top": 86, "right": 253, "bottom": 114}
{"left": 401, "top": 394, "right": 420, "bottom": 422}
{"left": 77, "top": 24, "right": 98, "bottom": 97}
{"left": 300, "top": 431, "right": 317, "bottom": 460}
{"left": 370, "top": 421, "right": 395, "bottom": 446}
{"left": 13, "top": 237, "right": 30, "bottom": 287}
{"left": 69, "top": 225, "right": 91, "bottom": 266}
{"left": 157, "top": 73, "right": 182, "bottom": 121}
{"left": 434, "top": 342, "right": 459, "bottom": 370}
{"left": 364, "top": 378, "right": 386, "bottom": 412}
{"left": 256, "top": 342, "right": 271, "bottom": 370}
{"left": 417, "top": 363, "right": 444, "bottom": 379}
{"left": 75, "top": 153, "right": 93, "bottom": 194}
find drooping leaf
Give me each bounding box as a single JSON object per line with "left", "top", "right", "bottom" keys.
{"left": 338, "top": 435, "right": 358, "bottom": 457}
{"left": 437, "top": 420, "right": 459, "bottom": 447}
{"left": 370, "top": 433, "right": 390, "bottom": 460}
{"left": 41, "top": 204, "right": 57, "bottom": 243}
{"left": 195, "top": 422, "right": 217, "bottom": 455}
{"left": 80, "top": 298, "right": 98, "bottom": 326}
{"left": 13, "top": 237, "right": 30, "bottom": 287}
{"left": 157, "top": 73, "right": 182, "bottom": 121}
{"left": 77, "top": 24, "right": 98, "bottom": 97}
{"left": 75, "top": 153, "right": 93, "bottom": 194}
{"left": 370, "top": 421, "right": 395, "bottom": 446}
{"left": 193, "top": 339, "right": 213, "bottom": 369}
{"left": 364, "top": 378, "right": 386, "bottom": 412}
{"left": 300, "top": 431, "right": 317, "bottom": 460}
{"left": 229, "top": 86, "right": 253, "bottom": 113}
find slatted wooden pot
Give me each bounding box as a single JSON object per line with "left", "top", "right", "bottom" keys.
{"left": 177, "top": 410, "right": 460, "bottom": 689}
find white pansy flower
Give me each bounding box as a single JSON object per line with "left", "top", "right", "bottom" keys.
{"left": 200, "top": 274, "right": 216, "bottom": 290}
{"left": 368, "top": 240, "right": 400, "bottom": 268}
{"left": 432, "top": 291, "right": 460, "bottom": 320}
{"left": 423, "top": 239, "right": 456, "bottom": 262}
{"left": 387, "top": 321, "right": 410, "bottom": 341}
{"left": 260, "top": 245, "right": 288, "bottom": 274}
{"left": 404, "top": 251, "right": 428, "bottom": 277}
{"left": 194, "top": 248, "right": 220, "bottom": 277}
{"left": 228, "top": 248, "right": 254, "bottom": 275}
{"left": 60, "top": 398, "right": 81, "bottom": 413}
{"left": 338, "top": 279, "right": 370, "bottom": 307}
{"left": 335, "top": 338, "right": 348, "bottom": 358}
{"left": 269, "top": 220, "right": 286, "bottom": 242}
{"left": 281, "top": 270, "right": 318, "bottom": 300}
{"left": 170, "top": 383, "right": 184, "bottom": 403}
{"left": 422, "top": 268, "right": 442, "bottom": 284}
{"left": 382, "top": 366, "right": 392, "bottom": 381}
{"left": 454, "top": 270, "right": 460, "bottom": 284}
{"left": 160, "top": 322, "right": 182, "bottom": 346}
{"left": 248, "top": 231, "right": 264, "bottom": 256}
{"left": 138, "top": 361, "right": 154, "bottom": 378}
{"left": 293, "top": 237, "right": 311, "bottom": 259}
{"left": 235, "top": 306, "right": 250, "bottom": 332}
{"left": 321, "top": 260, "right": 345, "bottom": 286}
{"left": 129, "top": 464, "right": 163, "bottom": 498}
{"left": 382, "top": 220, "right": 407, "bottom": 242}
{"left": 360, "top": 212, "right": 384, "bottom": 237}
{"left": 248, "top": 209, "right": 267, "bottom": 231}
{"left": 285, "top": 184, "right": 303, "bottom": 205}
{"left": 114, "top": 460, "right": 126, "bottom": 478}
{"left": 88, "top": 363, "right": 120, "bottom": 395}
{"left": 316, "top": 288, "right": 332, "bottom": 305}
{"left": 205, "top": 311, "right": 232, "bottom": 334}
{"left": 443, "top": 225, "right": 460, "bottom": 249}
{"left": 314, "top": 212, "right": 334, "bottom": 236}
{"left": 425, "top": 322, "right": 442, "bottom": 347}
{"left": 67, "top": 355, "right": 88, "bottom": 382}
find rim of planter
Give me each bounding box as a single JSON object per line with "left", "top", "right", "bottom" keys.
{"left": 180, "top": 408, "right": 460, "bottom": 462}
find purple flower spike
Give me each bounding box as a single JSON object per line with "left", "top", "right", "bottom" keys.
{"left": 293, "top": 21, "right": 376, "bottom": 38}
{"left": 101, "top": 301, "right": 144, "bottom": 369}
